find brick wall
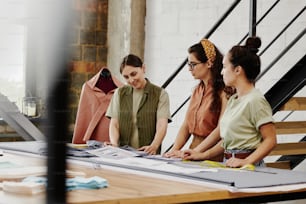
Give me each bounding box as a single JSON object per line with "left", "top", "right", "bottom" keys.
{"left": 0, "top": 0, "right": 109, "bottom": 141}
{"left": 68, "top": 0, "right": 109, "bottom": 135}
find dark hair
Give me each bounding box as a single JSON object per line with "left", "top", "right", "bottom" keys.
{"left": 120, "top": 54, "right": 143, "bottom": 73}
{"left": 228, "top": 37, "right": 261, "bottom": 83}
{"left": 188, "top": 42, "right": 225, "bottom": 113}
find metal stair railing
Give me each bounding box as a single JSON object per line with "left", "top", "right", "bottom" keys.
{"left": 161, "top": 0, "right": 241, "bottom": 89}
{"left": 265, "top": 54, "right": 306, "bottom": 114}
{"left": 257, "top": 28, "right": 306, "bottom": 82}
{"left": 161, "top": 0, "right": 241, "bottom": 119}
{"left": 166, "top": 0, "right": 290, "bottom": 119}
{"left": 237, "top": 0, "right": 281, "bottom": 45}
{"left": 258, "top": 6, "right": 306, "bottom": 56}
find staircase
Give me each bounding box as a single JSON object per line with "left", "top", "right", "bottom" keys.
{"left": 263, "top": 55, "right": 306, "bottom": 169}
{"left": 266, "top": 97, "right": 306, "bottom": 169}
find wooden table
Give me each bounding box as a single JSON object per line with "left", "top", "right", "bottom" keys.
{"left": 1, "top": 151, "right": 306, "bottom": 204}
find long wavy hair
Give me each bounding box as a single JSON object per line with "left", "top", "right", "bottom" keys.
{"left": 188, "top": 42, "right": 232, "bottom": 113}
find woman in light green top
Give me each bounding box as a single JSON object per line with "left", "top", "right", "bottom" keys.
{"left": 183, "top": 37, "right": 277, "bottom": 167}
{"left": 106, "top": 54, "right": 171, "bottom": 155}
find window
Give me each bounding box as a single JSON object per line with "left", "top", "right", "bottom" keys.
{"left": 0, "top": 0, "right": 26, "bottom": 111}
{"left": 0, "top": 25, "right": 26, "bottom": 111}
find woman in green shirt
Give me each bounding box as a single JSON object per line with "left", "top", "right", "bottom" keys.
{"left": 106, "top": 54, "right": 171, "bottom": 155}
{"left": 183, "top": 37, "right": 277, "bottom": 167}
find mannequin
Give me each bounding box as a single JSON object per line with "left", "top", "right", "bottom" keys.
{"left": 95, "top": 69, "right": 117, "bottom": 94}
{"left": 72, "top": 67, "right": 123, "bottom": 144}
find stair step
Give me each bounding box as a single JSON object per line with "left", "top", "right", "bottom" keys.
{"left": 275, "top": 121, "right": 306, "bottom": 134}
{"left": 280, "top": 97, "right": 306, "bottom": 111}
{"left": 265, "top": 161, "right": 291, "bottom": 169}
{"left": 269, "top": 142, "right": 306, "bottom": 156}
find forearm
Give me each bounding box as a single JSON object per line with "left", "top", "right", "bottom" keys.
{"left": 171, "top": 127, "right": 191, "bottom": 151}
{"left": 184, "top": 140, "right": 224, "bottom": 161}
{"left": 205, "top": 140, "right": 224, "bottom": 159}
{"left": 193, "top": 127, "right": 221, "bottom": 152}
{"left": 245, "top": 123, "right": 277, "bottom": 164}
{"left": 109, "top": 118, "right": 120, "bottom": 146}
{"left": 169, "top": 120, "right": 190, "bottom": 150}
{"left": 150, "top": 118, "right": 168, "bottom": 149}
{"left": 246, "top": 136, "right": 276, "bottom": 165}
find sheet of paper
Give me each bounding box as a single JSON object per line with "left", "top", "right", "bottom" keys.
{"left": 229, "top": 183, "right": 306, "bottom": 193}
{"left": 144, "top": 154, "right": 182, "bottom": 162}
{"left": 86, "top": 146, "right": 140, "bottom": 159}
{"left": 0, "top": 161, "right": 21, "bottom": 169}
{"left": 149, "top": 163, "right": 218, "bottom": 174}
{"left": 0, "top": 166, "right": 46, "bottom": 181}
{"left": 92, "top": 156, "right": 217, "bottom": 174}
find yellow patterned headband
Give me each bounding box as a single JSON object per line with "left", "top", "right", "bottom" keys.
{"left": 200, "top": 39, "right": 216, "bottom": 63}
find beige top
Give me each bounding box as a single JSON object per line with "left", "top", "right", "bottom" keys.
{"left": 220, "top": 88, "right": 274, "bottom": 150}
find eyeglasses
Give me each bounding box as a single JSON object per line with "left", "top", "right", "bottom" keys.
{"left": 187, "top": 62, "right": 203, "bottom": 70}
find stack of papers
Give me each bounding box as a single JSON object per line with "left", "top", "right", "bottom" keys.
{"left": 86, "top": 146, "right": 143, "bottom": 159}
{"left": 2, "top": 181, "right": 45, "bottom": 195}
{"left": 0, "top": 164, "right": 46, "bottom": 181}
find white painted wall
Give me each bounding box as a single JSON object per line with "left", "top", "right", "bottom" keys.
{"left": 144, "top": 0, "right": 306, "bottom": 159}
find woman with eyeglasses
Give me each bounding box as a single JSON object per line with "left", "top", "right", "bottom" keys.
{"left": 106, "top": 54, "right": 171, "bottom": 155}
{"left": 183, "top": 37, "right": 277, "bottom": 167}
{"left": 164, "top": 39, "right": 233, "bottom": 160}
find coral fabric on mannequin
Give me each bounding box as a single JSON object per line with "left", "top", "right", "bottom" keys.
{"left": 72, "top": 67, "right": 123, "bottom": 144}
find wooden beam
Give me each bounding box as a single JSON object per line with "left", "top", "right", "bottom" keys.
{"left": 0, "top": 93, "right": 45, "bottom": 141}
{"left": 275, "top": 121, "right": 306, "bottom": 134}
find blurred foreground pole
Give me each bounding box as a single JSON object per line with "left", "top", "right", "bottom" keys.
{"left": 41, "top": 1, "right": 72, "bottom": 203}
{"left": 1, "top": 1, "right": 72, "bottom": 202}
{"left": 46, "top": 68, "right": 69, "bottom": 204}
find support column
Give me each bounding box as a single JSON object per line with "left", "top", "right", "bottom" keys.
{"left": 107, "top": 0, "right": 146, "bottom": 78}
{"left": 249, "top": 0, "right": 257, "bottom": 37}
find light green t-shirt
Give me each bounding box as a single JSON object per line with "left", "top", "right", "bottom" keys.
{"left": 220, "top": 88, "right": 274, "bottom": 150}
{"left": 106, "top": 87, "right": 171, "bottom": 148}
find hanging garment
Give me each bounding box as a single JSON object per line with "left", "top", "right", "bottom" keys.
{"left": 72, "top": 67, "right": 123, "bottom": 144}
